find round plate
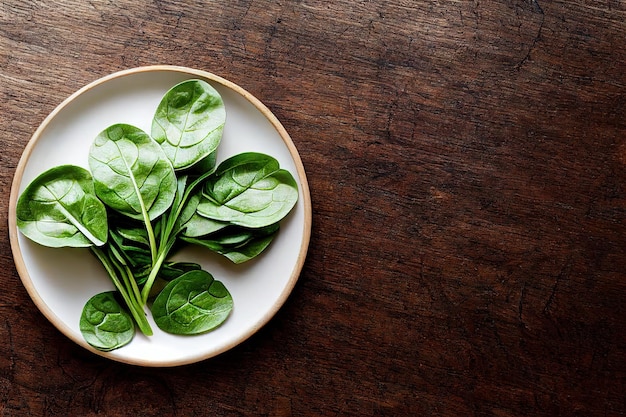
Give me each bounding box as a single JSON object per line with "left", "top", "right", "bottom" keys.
{"left": 8, "top": 66, "right": 312, "bottom": 367}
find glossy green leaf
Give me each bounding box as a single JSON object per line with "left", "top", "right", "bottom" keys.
{"left": 108, "top": 227, "right": 152, "bottom": 273}
{"left": 151, "top": 79, "right": 225, "bottom": 170}
{"left": 181, "top": 223, "right": 279, "bottom": 264}
{"left": 80, "top": 291, "right": 135, "bottom": 351}
{"left": 151, "top": 269, "right": 233, "bottom": 335}
{"left": 197, "top": 153, "right": 299, "bottom": 228}
{"left": 180, "top": 211, "right": 229, "bottom": 238}
{"left": 88, "top": 123, "right": 177, "bottom": 221}
{"left": 16, "top": 165, "right": 108, "bottom": 247}
{"left": 159, "top": 261, "right": 202, "bottom": 281}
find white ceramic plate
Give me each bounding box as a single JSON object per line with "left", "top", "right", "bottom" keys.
{"left": 8, "top": 66, "right": 312, "bottom": 367}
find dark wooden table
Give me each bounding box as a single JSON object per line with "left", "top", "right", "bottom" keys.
{"left": 1, "top": 1, "right": 625, "bottom": 416}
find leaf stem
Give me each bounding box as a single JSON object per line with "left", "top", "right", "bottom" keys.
{"left": 144, "top": 213, "right": 158, "bottom": 265}
{"left": 139, "top": 170, "right": 215, "bottom": 305}
{"left": 107, "top": 245, "right": 145, "bottom": 313}
{"left": 140, "top": 237, "right": 176, "bottom": 304}
{"left": 90, "top": 247, "right": 153, "bottom": 336}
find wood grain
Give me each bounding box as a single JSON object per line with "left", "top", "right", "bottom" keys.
{"left": 1, "top": 0, "right": 625, "bottom": 415}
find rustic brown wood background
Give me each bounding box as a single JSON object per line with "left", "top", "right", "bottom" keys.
{"left": 1, "top": 1, "right": 625, "bottom": 416}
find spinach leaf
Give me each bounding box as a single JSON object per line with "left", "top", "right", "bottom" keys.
{"left": 89, "top": 123, "right": 177, "bottom": 265}
{"left": 89, "top": 124, "right": 177, "bottom": 222}
{"left": 151, "top": 269, "right": 233, "bottom": 335}
{"left": 180, "top": 211, "right": 229, "bottom": 238}
{"left": 151, "top": 79, "right": 225, "bottom": 171}
{"left": 80, "top": 291, "right": 135, "bottom": 351}
{"left": 16, "top": 165, "right": 108, "bottom": 247}
{"left": 197, "top": 153, "right": 299, "bottom": 228}
{"left": 159, "top": 261, "right": 202, "bottom": 281}
{"left": 181, "top": 223, "right": 279, "bottom": 264}
{"left": 108, "top": 227, "right": 152, "bottom": 283}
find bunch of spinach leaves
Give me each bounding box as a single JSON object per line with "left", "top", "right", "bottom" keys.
{"left": 16, "top": 79, "right": 299, "bottom": 351}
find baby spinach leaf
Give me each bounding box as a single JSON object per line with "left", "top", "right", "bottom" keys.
{"left": 108, "top": 227, "right": 152, "bottom": 275}
{"left": 151, "top": 79, "right": 225, "bottom": 171}
{"left": 151, "top": 269, "right": 233, "bottom": 335}
{"left": 180, "top": 211, "right": 229, "bottom": 238}
{"left": 88, "top": 123, "right": 177, "bottom": 222}
{"left": 197, "top": 153, "right": 299, "bottom": 228}
{"left": 159, "top": 261, "right": 202, "bottom": 281}
{"left": 16, "top": 165, "right": 108, "bottom": 247}
{"left": 181, "top": 224, "right": 279, "bottom": 264}
{"left": 80, "top": 291, "right": 135, "bottom": 351}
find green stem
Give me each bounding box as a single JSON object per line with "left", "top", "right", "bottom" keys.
{"left": 107, "top": 245, "right": 143, "bottom": 309}
{"left": 140, "top": 171, "right": 215, "bottom": 305}
{"left": 91, "top": 247, "right": 153, "bottom": 336}
{"left": 144, "top": 213, "right": 158, "bottom": 265}
{"left": 140, "top": 237, "right": 176, "bottom": 304}
{"left": 124, "top": 263, "right": 143, "bottom": 307}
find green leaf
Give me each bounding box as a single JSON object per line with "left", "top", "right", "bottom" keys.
{"left": 180, "top": 211, "right": 229, "bottom": 238}
{"left": 159, "top": 261, "right": 202, "bottom": 281}
{"left": 151, "top": 270, "right": 233, "bottom": 335}
{"left": 181, "top": 223, "right": 279, "bottom": 264}
{"left": 88, "top": 123, "right": 177, "bottom": 222}
{"left": 80, "top": 291, "right": 135, "bottom": 351}
{"left": 151, "top": 79, "right": 225, "bottom": 170}
{"left": 108, "top": 227, "right": 152, "bottom": 272}
{"left": 197, "top": 153, "right": 299, "bottom": 228}
{"left": 16, "top": 165, "right": 108, "bottom": 247}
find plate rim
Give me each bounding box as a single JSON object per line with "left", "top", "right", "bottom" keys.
{"left": 8, "top": 65, "right": 312, "bottom": 367}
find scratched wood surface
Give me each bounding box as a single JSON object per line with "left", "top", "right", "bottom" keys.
{"left": 1, "top": 1, "right": 625, "bottom": 416}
